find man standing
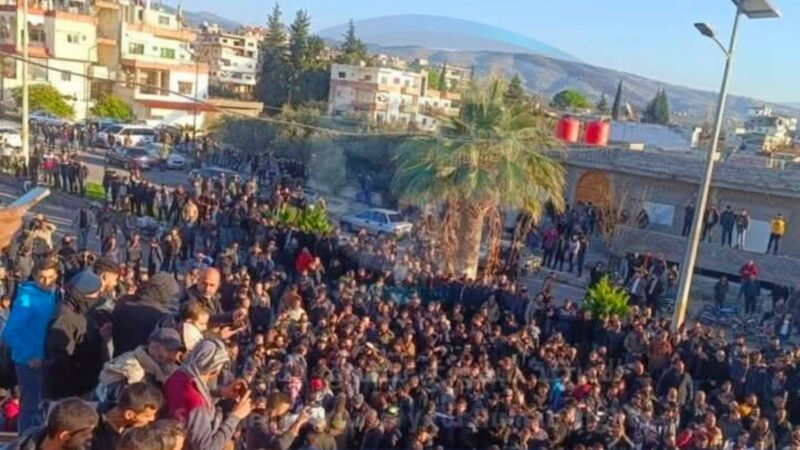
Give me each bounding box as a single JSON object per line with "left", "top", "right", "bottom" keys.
{"left": 767, "top": 213, "right": 787, "bottom": 255}
{"left": 2, "top": 258, "right": 59, "bottom": 432}
{"left": 736, "top": 209, "right": 750, "bottom": 250}
{"left": 72, "top": 206, "right": 95, "bottom": 251}
{"left": 742, "top": 273, "right": 761, "bottom": 316}
{"left": 682, "top": 202, "right": 695, "bottom": 237}
{"left": 719, "top": 205, "right": 736, "bottom": 247}
{"left": 43, "top": 271, "right": 110, "bottom": 401}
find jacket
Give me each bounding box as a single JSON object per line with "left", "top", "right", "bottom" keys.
{"left": 111, "top": 273, "right": 179, "bottom": 356}
{"left": 2, "top": 282, "right": 56, "bottom": 365}
{"left": 96, "top": 345, "right": 176, "bottom": 406}
{"left": 771, "top": 217, "right": 787, "bottom": 236}
{"left": 164, "top": 370, "right": 242, "bottom": 450}
{"left": 42, "top": 287, "right": 109, "bottom": 400}
{"left": 6, "top": 425, "right": 46, "bottom": 450}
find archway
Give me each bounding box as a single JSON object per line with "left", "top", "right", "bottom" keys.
{"left": 575, "top": 171, "right": 611, "bottom": 206}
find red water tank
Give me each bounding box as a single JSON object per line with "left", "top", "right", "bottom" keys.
{"left": 555, "top": 116, "right": 580, "bottom": 143}
{"left": 585, "top": 120, "right": 610, "bottom": 146}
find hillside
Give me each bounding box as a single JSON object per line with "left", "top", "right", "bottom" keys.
{"left": 378, "top": 47, "right": 798, "bottom": 122}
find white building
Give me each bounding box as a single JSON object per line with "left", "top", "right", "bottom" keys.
{"left": 195, "top": 22, "right": 260, "bottom": 100}
{"left": 738, "top": 105, "right": 797, "bottom": 153}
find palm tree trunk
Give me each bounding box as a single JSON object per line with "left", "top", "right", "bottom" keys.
{"left": 456, "top": 202, "right": 487, "bottom": 279}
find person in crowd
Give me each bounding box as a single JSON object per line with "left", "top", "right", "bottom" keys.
{"left": 164, "top": 338, "right": 252, "bottom": 450}
{"left": 767, "top": 212, "right": 787, "bottom": 255}
{"left": 96, "top": 328, "right": 182, "bottom": 407}
{"left": 720, "top": 204, "right": 736, "bottom": 247}
{"left": 246, "top": 391, "right": 310, "bottom": 450}
{"left": 742, "top": 273, "right": 761, "bottom": 316}
{"left": 91, "top": 382, "right": 163, "bottom": 450}
{"left": 714, "top": 275, "right": 730, "bottom": 309}
{"left": 72, "top": 206, "right": 95, "bottom": 251}
{"left": 2, "top": 258, "right": 59, "bottom": 432}
{"left": 43, "top": 271, "right": 109, "bottom": 401}
{"left": 6, "top": 397, "right": 98, "bottom": 450}
{"left": 112, "top": 273, "right": 180, "bottom": 357}
{"left": 116, "top": 419, "right": 186, "bottom": 450}
{"left": 736, "top": 208, "right": 750, "bottom": 249}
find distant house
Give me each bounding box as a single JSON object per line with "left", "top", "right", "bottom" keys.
{"left": 609, "top": 121, "right": 701, "bottom": 151}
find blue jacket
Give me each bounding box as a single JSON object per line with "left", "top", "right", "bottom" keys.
{"left": 2, "top": 282, "right": 56, "bottom": 365}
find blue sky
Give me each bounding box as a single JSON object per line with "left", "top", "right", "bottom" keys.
{"left": 184, "top": 0, "right": 797, "bottom": 103}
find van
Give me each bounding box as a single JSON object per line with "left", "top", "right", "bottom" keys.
{"left": 95, "top": 125, "right": 157, "bottom": 149}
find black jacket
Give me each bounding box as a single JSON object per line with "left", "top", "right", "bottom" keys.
{"left": 6, "top": 426, "right": 46, "bottom": 450}
{"left": 112, "top": 272, "right": 179, "bottom": 356}
{"left": 43, "top": 288, "right": 109, "bottom": 400}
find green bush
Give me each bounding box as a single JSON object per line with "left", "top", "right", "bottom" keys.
{"left": 582, "top": 276, "right": 630, "bottom": 318}
{"left": 92, "top": 94, "right": 134, "bottom": 121}
{"left": 269, "top": 203, "right": 332, "bottom": 235}
{"left": 12, "top": 84, "right": 74, "bottom": 118}
{"left": 85, "top": 182, "right": 105, "bottom": 202}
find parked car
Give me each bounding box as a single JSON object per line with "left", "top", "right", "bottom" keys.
{"left": 29, "top": 111, "right": 70, "bottom": 127}
{"left": 0, "top": 127, "right": 22, "bottom": 149}
{"left": 105, "top": 146, "right": 160, "bottom": 170}
{"left": 339, "top": 208, "right": 413, "bottom": 237}
{"left": 95, "top": 125, "right": 157, "bottom": 149}
{"left": 188, "top": 166, "right": 240, "bottom": 180}
{"left": 166, "top": 153, "right": 188, "bottom": 170}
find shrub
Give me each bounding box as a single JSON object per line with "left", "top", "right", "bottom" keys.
{"left": 85, "top": 182, "right": 105, "bottom": 202}
{"left": 269, "top": 204, "right": 332, "bottom": 235}
{"left": 582, "top": 275, "right": 630, "bottom": 318}
{"left": 92, "top": 94, "right": 134, "bottom": 121}
{"left": 13, "top": 84, "right": 74, "bottom": 118}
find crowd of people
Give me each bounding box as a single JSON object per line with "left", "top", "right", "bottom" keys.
{"left": 0, "top": 158, "right": 796, "bottom": 450}
{"left": 682, "top": 203, "right": 787, "bottom": 255}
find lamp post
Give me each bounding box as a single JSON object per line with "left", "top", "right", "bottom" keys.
{"left": 183, "top": 47, "right": 200, "bottom": 146}
{"left": 21, "top": 0, "right": 29, "bottom": 169}
{"left": 671, "top": 0, "right": 780, "bottom": 331}
{"left": 85, "top": 43, "right": 97, "bottom": 121}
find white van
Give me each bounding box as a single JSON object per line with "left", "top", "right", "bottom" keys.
{"left": 95, "top": 125, "right": 157, "bottom": 149}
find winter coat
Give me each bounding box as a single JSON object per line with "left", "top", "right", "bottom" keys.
{"left": 112, "top": 273, "right": 179, "bottom": 356}
{"left": 95, "top": 345, "right": 176, "bottom": 406}
{"left": 2, "top": 282, "right": 56, "bottom": 365}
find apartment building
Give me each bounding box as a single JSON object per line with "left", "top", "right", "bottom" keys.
{"left": 0, "top": 0, "right": 98, "bottom": 119}
{"left": 94, "top": 0, "right": 211, "bottom": 128}
{"left": 194, "top": 22, "right": 260, "bottom": 100}
{"left": 328, "top": 63, "right": 460, "bottom": 131}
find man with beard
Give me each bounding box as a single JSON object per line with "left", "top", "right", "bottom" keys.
{"left": 6, "top": 397, "right": 98, "bottom": 450}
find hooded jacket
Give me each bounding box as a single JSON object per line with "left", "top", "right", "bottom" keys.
{"left": 96, "top": 345, "right": 176, "bottom": 406}
{"left": 43, "top": 286, "right": 109, "bottom": 400}
{"left": 2, "top": 282, "right": 56, "bottom": 365}
{"left": 112, "top": 273, "right": 179, "bottom": 357}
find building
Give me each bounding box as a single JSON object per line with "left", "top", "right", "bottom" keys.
{"left": 738, "top": 105, "right": 797, "bottom": 153}
{"left": 194, "top": 22, "right": 260, "bottom": 100}
{"left": 328, "top": 63, "right": 460, "bottom": 131}
{"left": 609, "top": 121, "right": 702, "bottom": 151}
{"left": 0, "top": 0, "right": 98, "bottom": 119}
{"left": 561, "top": 147, "right": 800, "bottom": 286}
{"left": 93, "top": 0, "right": 211, "bottom": 128}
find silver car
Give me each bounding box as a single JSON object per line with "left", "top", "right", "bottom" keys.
{"left": 339, "top": 208, "right": 413, "bottom": 237}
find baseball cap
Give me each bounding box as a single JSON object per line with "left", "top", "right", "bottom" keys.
{"left": 149, "top": 327, "right": 184, "bottom": 351}
{"left": 68, "top": 270, "right": 102, "bottom": 296}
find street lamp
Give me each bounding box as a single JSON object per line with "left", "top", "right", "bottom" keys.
{"left": 85, "top": 43, "right": 98, "bottom": 121}
{"left": 183, "top": 47, "right": 200, "bottom": 145}
{"left": 671, "top": 0, "right": 780, "bottom": 331}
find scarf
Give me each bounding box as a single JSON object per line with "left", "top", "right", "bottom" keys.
{"left": 179, "top": 338, "right": 230, "bottom": 406}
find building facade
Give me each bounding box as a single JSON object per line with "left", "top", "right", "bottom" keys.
{"left": 194, "top": 22, "right": 260, "bottom": 100}
{"left": 328, "top": 63, "right": 460, "bottom": 131}
{"left": 0, "top": 0, "right": 98, "bottom": 119}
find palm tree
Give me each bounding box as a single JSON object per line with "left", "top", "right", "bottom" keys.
{"left": 392, "top": 78, "right": 565, "bottom": 278}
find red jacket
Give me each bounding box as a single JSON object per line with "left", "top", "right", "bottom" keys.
{"left": 164, "top": 370, "right": 207, "bottom": 423}
{"left": 295, "top": 250, "right": 314, "bottom": 273}
{"left": 740, "top": 263, "right": 759, "bottom": 279}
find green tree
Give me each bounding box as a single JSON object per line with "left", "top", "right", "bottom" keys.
{"left": 611, "top": 80, "right": 624, "bottom": 120}
{"left": 582, "top": 276, "right": 630, "bottom": 318}
{"left": 550, "top": 89, "right": 589, "bottom": 110}
{"left": 258, "top": 3, "right": 289, "bottom": 108}
{"left": 91, "top": 93, "right": 133, "bottom": 121}
{"left": 505, "top": 74, "right": 526, "bottom": 108}
{"left": 439, "top": 64, "right": 448, "bottom": 91}
{"left": 286, "top": 9, "right": 311, "bottom": 105}
{"left": 427, "top": 70, "right": 442, "bottom": 91}
{"left": 643, "top": 88, "right": 670, "bottom": 124}
{"left": 337, "top": 19, "right": 370, "bottom": 65}
{"left": 596, "top": 93, "right": 609, "bottom": 114}
{"left": 13, "top": 84, "right": 74, "bottom": 118}
{"left": 392, "top": 77, "right": 565, "bottom": 277}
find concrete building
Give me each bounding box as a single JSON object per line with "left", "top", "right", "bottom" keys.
{"left": 561, "top": 147, "right": 800, "bottom": 286}
{"left": 0, "top": 0, "right": 98, "bottom": 119}
{"left": 328, "top": 63, "right": 460, "bottom": 131}
{"left": 194, "top": 22, "right": 260, "bottom": 100}
{"left": 738, "top": 105, "right": 797, "bottom": 153}
{"left": 94, "top": 0, "right": 211, "bottom": 128}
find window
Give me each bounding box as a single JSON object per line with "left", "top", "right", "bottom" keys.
{"left": 338, "top": 71, "right": 346, "bottom": 79}
{"left": 0, "top": 17, "right": 12, "bottom": 41}
{"left": 393, "top": 77, "right": 400, "bottom": 85}
{"left": 178, "top": 82, "right": 193, "bottom": 95}
{"left": 129, "top": 43, "right": 144, "bottom": 55}
{"left": 61, "top": 70, "right": 71, "bottom": 81}
{"left": 66, "top": 33, "right": 81, "bottom": 44}
{"left": 160, "top": 48, "right": 176, "bottom": 59}
{"left": 158, "top": 15, "right": 170, "bottom": 26}
{"left": 28, "top": 24, "right": 45, "bottom": 44}
{"left": 364, "top": 75, "right": 372, "bottom": 82}
{"left": 642, "top": 202, "right": 675, "bottom": 227}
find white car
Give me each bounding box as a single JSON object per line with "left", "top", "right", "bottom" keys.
{"left": 0, "top": 127, "right": 22, "bottom": 149}
{"left": 166, "top": 153, "right": 188, "bottom": 170}
{"left": 95, "top": 124, "right": 157, "bottom": 149}
{"left": 339, "top": 208, "right": 413, "bottom": 237}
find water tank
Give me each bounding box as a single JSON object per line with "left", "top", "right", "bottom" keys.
{"left": 585, "top": 120, "right": 610, "bottom": 146}
{"left": 555, "top": 116, "right": 580, "bottom": 143}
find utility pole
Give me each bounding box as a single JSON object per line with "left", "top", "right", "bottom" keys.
{"left": 21, "top": 0, "right": 29, "bottom": 169}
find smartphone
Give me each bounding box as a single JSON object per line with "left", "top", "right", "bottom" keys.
{"left": 10, "top": 187, "right": 50, "bottom": 209}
